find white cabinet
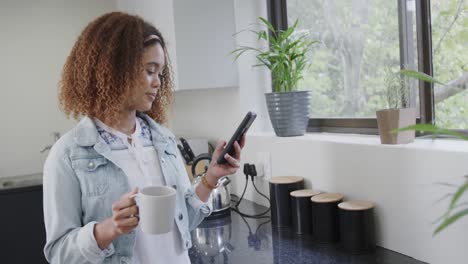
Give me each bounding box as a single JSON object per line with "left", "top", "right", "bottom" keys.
{"left": 116, "top": 0, "right": 238, "bottom": 91}
{"left": 173, "top": 0, "right": 238, "bottom": 90}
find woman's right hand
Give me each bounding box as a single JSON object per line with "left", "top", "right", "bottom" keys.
{"left": 94, "top": 188, "right": 139, "bottom": 249}
{"left": 111, "top": 188, "right": 140, "bottom": 235}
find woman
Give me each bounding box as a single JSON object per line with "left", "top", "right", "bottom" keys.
{"left": 43, "top": 12, "right": 244, "bottom": 264}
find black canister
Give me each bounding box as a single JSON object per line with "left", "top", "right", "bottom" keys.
{"left": 269, "top": 176, "right": 304, "bottom": 227}
{"left": 311, "top": 193, "right": 344, "bottom": 243}
{"left": 338, "top": 201, "right": 375, "bottom": 254}
{"left": 290, "top": 189, "right": 321, "bottom": 235}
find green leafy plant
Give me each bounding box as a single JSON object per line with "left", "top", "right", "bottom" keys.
{"left": 400, "top": 69, "right": 444, "bottom": 86}
{"left": 232, "top": 17, "right": 318, "bottom": 93}
{"left": 396, "top": 69, "right": 466, "bottom": 235}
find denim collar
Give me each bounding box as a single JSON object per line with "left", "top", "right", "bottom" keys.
{"left": 73, "top": 112, "right": 176, "bottom": 155}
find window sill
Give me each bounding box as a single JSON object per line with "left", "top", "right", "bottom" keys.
{"left": 248, "top": 131, "right": 468, "bottom": 154}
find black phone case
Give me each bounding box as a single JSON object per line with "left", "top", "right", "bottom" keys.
{"left": 216, "top": 111, "right": 257, "bottom": 164}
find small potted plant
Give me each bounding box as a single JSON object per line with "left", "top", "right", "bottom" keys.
{"left": 376, "top": 67, "right": 417, "bottom": 144}
{"left": 377, "top": 69, "right": 444, "bottom": 144}
{"left": 232, "top": 17, "right": 317, "bottom": 137}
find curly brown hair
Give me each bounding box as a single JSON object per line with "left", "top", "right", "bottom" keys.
{"left": 59, "top": 12, "right": 174, "bottom": 125}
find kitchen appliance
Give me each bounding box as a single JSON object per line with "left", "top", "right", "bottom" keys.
{"left": 177, "top": 137, "right": 211, "bottom": 181}
{"left": 180, "top": 137, "right": 196, "bottom": 162}
{"left": 191, "top": 153, "right": 231, "bottom": 215}
{"left": 190, "top": 214, "right": 233, "bottom": 263}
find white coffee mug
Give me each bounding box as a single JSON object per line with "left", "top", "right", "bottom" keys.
{"left": 131, "top": 185, "right": 176, "bottom": 234}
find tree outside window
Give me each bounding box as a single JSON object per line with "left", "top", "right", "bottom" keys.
{"left": 286, "top": 0, "right": 467, "bottom": 129}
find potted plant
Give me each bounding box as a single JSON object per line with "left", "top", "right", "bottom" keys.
{"left": 376, "top": 68, "right": 418, "bottom": 144}
{"left": 232, "top": 17, "right": 317, "bottom": 137}
{"left": 376, "top": 69, "right": 442, "bottom": 144}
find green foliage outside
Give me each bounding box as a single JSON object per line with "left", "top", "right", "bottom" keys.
{"left": 287, "top": 0, "right": 467, "bottom": 128}
{"left": 432, "top": 0, "right": 468, "bottom": 129}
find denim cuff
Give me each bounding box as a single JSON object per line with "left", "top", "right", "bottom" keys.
{"left": 186, "top": 184, "right": 213, "bottom": 216}
{"left": 77, "top": 221, "right": 115, "bottom": 263}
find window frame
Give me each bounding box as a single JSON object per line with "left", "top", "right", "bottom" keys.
{"left": 267, "top": 0, "right": 436, "bottom": 134}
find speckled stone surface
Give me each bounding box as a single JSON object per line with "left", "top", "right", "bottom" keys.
{"left": 189, "top": 200, "right": 426, "bottom": 264}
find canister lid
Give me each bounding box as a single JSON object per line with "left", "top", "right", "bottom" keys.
{"left": 338, "top": 200, "right": 374, "bottom": 211}
{"left": 269, "top": 176, "right": 304, "bottom": 184}
{"left": 311, "top": 193, "right": 344, "bottom": 203}
{"left": 290, "top": 189, "right": 321, "bottom": 197}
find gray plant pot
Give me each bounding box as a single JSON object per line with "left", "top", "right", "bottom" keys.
{"left": 265, "top": 91, "right": 311, "bottom": 137}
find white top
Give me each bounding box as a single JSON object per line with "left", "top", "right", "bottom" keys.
{"left": 94, "top": 117, "right": 190, "bottom": 264}
{"left": 112, "top": 147, "right": 190, "bottom": 264}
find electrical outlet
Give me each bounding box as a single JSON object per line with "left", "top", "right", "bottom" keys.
{"left": 256, "top": 152, "right": 271, "bottom": 180}
{"left": 254, "top": 161, "right": 264, "bottom": 178}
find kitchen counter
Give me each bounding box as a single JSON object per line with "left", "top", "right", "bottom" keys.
{"left": 0, "top": 181, "right": 47, "bottom": 263}
{"left": 0, "top": 173, "right": 42, "bottom": 191}
{"left": 189, "top": 199, "right": 426, "bottom": 264}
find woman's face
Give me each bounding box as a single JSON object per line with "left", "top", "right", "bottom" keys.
{"left": 128, "top": 43, "right": 165, "bottom": 112}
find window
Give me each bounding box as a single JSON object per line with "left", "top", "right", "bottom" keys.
{"left": 431, "top": 0, "right": 468, "bottom": 130}
{"left": 269, "top": 0, "right": 467, "bottom": 133}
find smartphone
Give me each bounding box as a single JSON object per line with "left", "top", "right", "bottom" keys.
{"left": 216, "top": 111, "right": 257, "bottom": 164}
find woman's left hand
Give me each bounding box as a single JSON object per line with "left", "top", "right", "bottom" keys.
{"left": 205, "top": 134, "right": 246, "bottom": 182}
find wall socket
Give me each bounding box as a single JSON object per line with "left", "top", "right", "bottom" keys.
{"left": 255, "top": 152, "right": 272, "bottom": 180}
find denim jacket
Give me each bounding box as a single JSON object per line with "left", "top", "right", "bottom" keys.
{"left": 43, "top": 113, "right": 212, "bottom": 264}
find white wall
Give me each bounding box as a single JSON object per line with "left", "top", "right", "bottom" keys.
{"left": 0, "top": 0, "right": 117, "bottom": 178}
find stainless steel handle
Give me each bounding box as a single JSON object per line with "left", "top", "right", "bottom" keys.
{"left": 218, "top": 177, "right": 231, "bottom": 187}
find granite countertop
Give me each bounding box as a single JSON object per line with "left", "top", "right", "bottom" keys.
{"left": 189, "top": 199, "right": 426, "bottom": 264}
{"left": 0, "top": 173, "right": 42, "bottom": 192}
